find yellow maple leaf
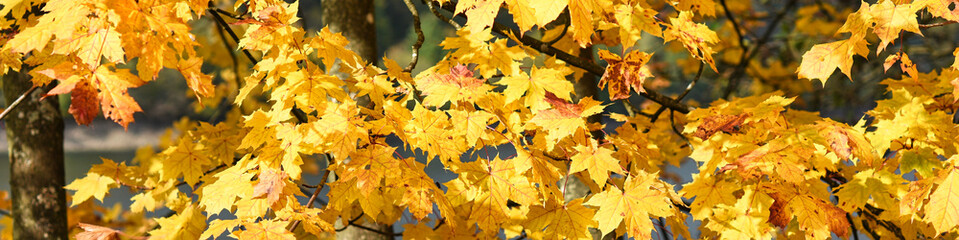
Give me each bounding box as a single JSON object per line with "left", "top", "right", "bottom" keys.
{"left": 235, "top": 220, "right": 295, "bottom": 240}
{"left": 664, "top": 11, "right": 719, "bottom": 72}
{"left": 522, "top": 198, "right": 597, "bottom": 240}
{"left": 148, "top": 206, "right": 206, "bottom": 240}
{"left": 797, "top": 37, "right": 869, "bottom": 83}
{"left": 200, "top": 165, "right": 255, "bottom": 215}
{"left": 584, "top": 173, "right": 672, "bottom": 238}
{"left": 526, "top": 93, "right": 604, "bottom": 149}
{"left": 868, "top": 0, "right": 922, "bottom": 53}
{"left": 456, "top": 0, "right": 506, "bottom": 34}
{"left": 416, "top": 64, "right": 493, "bottom": 107}
{"left": 570, "top": 139, "right": 624, "bottom": 187}
{"left": 766, "top": 185, "right": 850, "bottom": 239}
{"left": 680, "top": 174, "right": 739, "bottom": 219}
{"left": 499, "top": 65, "right": 575, "bottom": 111}
{"left": 65, "top": 173, "right": 117, "bottom": 207}
{"left": 161, "top": 138, "right": 212, "bottom": 187}
{"left": 924, "top": 166, "right": 959, "bottom": 235}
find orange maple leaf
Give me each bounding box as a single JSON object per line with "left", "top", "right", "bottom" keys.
{"left": 598, "top": 50, "right": 654, "bottom": 100}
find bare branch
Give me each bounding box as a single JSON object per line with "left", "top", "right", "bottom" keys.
{"left": 288, "top": 154, "right": 334, "bottom": 232}
{"left": 403, "top": 0, "right": 425, "bottom": 72}
{"left": 919, "top": 20, "right": 957, "bottom": 28}
{"left": 719, "top": 0, "right": 745, "bottom": 50}
{"left": 425, "top": 0, "right": 460, "bottom": 29}
{"left": 208, "top": 6, "right": 259, "bottom": 64}
{"left": 0, "top": 85, "right": 38, "bottom": 121}
{"left": 722, "top": 0, "right": 798, "bottom": 98}
{"left": 651, "top": 62, "right": 703, "bottom": 122}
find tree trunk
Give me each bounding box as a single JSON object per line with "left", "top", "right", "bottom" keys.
{"left": 322, "top": 0, "right": 377, "bottom": 62}
{"left": 320, "top": 0, "right": 388, "bottom": 239}
{"left": 2, "top": 67, "right": 67, "bottom": 239}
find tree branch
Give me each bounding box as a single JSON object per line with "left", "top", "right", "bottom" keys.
{"left": 919, "top": 20, "right": 957, "bottom": 28}
{"left": 289, "top": 154, "right": 334, "bottom": 232}
{"left": 846, "top": 213, "right": 860, "bottom": 240}
{"left": 651, "top": 62, "right": 703, "bottom": 122}
{"left": 403, "top": 0, "right": 425, "bottom": 72}
{"left": 425, "top": 0, "right": 460, "bottom": 29}
{"left": 334, "top": 214, "right": 364, "bottom": 232}
{"left": 425, "top": 2, "right": 692, "bottom": 113}
{"left": 719, "top": 0, "right": 745, "bottom": 50}
{"left": 489, "top": 23, "right": 692, "bottom": 113}
{"left": 722, "top": 0, "right": 798, "bottom": 98}
{"left": 0, "top": 85, "right": 38, "bottom": 121}
{"left": 208, "top": 6, "right": 259, "bottom": 64}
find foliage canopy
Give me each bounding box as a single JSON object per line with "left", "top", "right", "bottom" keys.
{"left": 1, "top": 0, "right": 959, "bottom": 239}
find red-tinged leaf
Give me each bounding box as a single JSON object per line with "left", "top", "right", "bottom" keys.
{"left": 92, "top": 67, "right": 145, "bottom": 130}
{"left": 69, "top": 80, "right": 100, "bottom": 126}
{"left": 253, "top": 168, "right": 288, "bottom": 206}
{"left": 417, "top": 64, "right": 493, "bottom": 106}
{"left": 75, "top": 223, "right": 121, "bottom": 240}
{"left": 599, "top": 50, "right": 654, "bottom": 100}
{"left": 692, "top": 113, "right": 749, "bottom": 139}
{"left": 766, "top": 186, "right": 850, "bottom": 238}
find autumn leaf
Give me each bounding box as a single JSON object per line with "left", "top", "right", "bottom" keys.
{"left": 766, "top": 185, "right": 850, "bottom": 239}
{"left": 691, "top": 113, "right": 749, "bottom": 139}
{"left": 584, "top": 173, "right": 672, "bottom": 238}
{"left": 598, "top": 50, "right": 654, "bottom": 100}
{"left": 570, "top": 139, "right": 623, "bottom": 187}
{"left": 526, "top": 93, "right": 605, "bottom": 149}
{"left": 65, "top": 173, "right": 116, "bottom": 206}
{"left": 797, "top": 37, "right": 869, "bottom": 83}
{"left": 522, "top": 199, "right": 597, "bottom": 240}
{"left": 161, "top": 138, "right": 212, "bottom": 187}
{"left": 149, "top": 206, "right": 206, "bottom": 240}
{"left": 883, "top": 52, "right": 919, "bottom": 81}
{"left": 235, "top": 220, "right": 296, "bottom": 240}
{"left": 664, "top": 11, "right": 719, "bottom": 72}
{"left": 416, "top": 64, "right": 493, "bottom": 107}
{"left": 76, "top": 223, "right": 121, "bottom": 240}
{"left": 253, "top": 168, "right": 288, "bottom": 206}
{"left": 868, "top": 0, "right": 922, "bottom": 52}
{"left": 456, "top": 0, "right": 505, "bottom": 34}
{"left": 924, "top": 166, "right": 959, "bottom": 235}
{"left": 951, "top": 48, "right": 959, "bottom": 102}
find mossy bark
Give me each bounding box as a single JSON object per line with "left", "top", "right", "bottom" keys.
{"left": 3, "top": 67, "right": 67, "bottom": 240}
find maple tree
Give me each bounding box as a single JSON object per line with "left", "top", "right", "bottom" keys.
{"left": 1, "top": 0, "right": 959, "bottom": 239}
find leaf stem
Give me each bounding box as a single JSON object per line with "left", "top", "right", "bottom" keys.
{"left": 0, "top": 85, "right": 38, "bottom": 121}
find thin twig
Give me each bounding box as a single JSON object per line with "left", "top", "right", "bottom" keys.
{"left": 0, "top": 85, "right": 38, "bottom": 121}
{"left": 288, "top": 154, "right": 334, "bottom": 232}
{"left": 425, "top": 0, "right": 460, "bottom": 29}
{"left": 544, "top": 11, "right": 570, "bottom": 46}
{"left": 919, "top": 20, "right": 958, "bottom": 28}
{"left": 208, "top": 6, "right": 258, "bottom": 64}
{"left": 403, "top": 0, "right": 425, "bottom": 72}
{"left": 335, "top": 214, "right": 365, "bottom": 232}
{"left": 846, "top": 213, "right": 860, "bottom": 240}
{"left": 722, "top": 0, "right": 798, "bottom": 98}
{"left": 860, "top": 217, "right": 882, "bottom": 240}
{"left": 650, "top": 62, "right": 703, "bottom": 122}
{"left": 0, "top": 208, "right": 10, "bottom": 217}
{"left": 657, "top": 217, "right": 670, "bottom": 240}
{"left": 347, "top": 221, "right": 401, "bottom": 237}
{"left": 719, "top": 0, "right": 745, "bottom": 50}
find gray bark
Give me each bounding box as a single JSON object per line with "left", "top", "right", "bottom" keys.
{"left": 320, "top": 0, "right": 388, "bottom": 239}
{"left": 3, "top": 67, "right": 67, "bottom": 239}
